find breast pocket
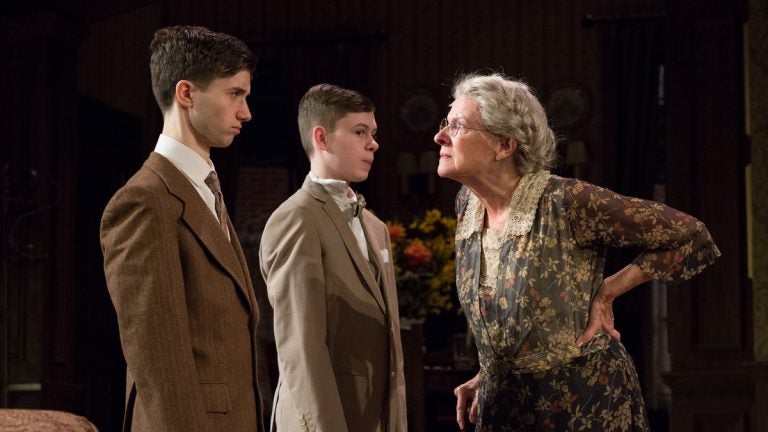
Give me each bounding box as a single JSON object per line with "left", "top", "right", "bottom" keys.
{"left": 200, "top": 382, "right": 231, "bottom": 413}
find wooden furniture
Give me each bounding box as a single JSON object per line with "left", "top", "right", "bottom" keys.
{"left": 400, "top": 320, "right": 426, "bottom": 432}
{"left": 422, "top": 367, "right": 477, "bottom": 431}
{"left": 401, "top": 320, "right": 480, "bottom": 432}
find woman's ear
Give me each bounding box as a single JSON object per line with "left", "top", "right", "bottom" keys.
{"left": 175, "top": 80, "right": 194, "bottom": 109}
{"left": 496, "top": 138, "right": 517, "bottom": 160}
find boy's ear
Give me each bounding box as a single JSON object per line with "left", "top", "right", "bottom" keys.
{"left": 312, "top": 125, "right": 329, "bottom": 152}
{"left": 175, "top": 80, "right": 194, "bottom": 109}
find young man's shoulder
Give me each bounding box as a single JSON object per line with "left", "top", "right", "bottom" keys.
{"left": 106, "top": 164, "right": 159, "bottom": 203}
{"left": 275, "top": 187, "right": 318, "bottom": 211}
{"left": 264, "top": 189, "right": 320, "bottom": 227}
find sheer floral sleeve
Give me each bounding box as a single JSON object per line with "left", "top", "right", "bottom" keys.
{"left": 563, "top": 178, "right": 720, "bottom": 283}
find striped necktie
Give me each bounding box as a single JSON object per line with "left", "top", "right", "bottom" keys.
{"left": 204, "top": 171, "right": 230, "bottom": 236}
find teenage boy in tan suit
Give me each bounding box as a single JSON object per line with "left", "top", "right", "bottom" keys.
{"left": 259, "top": 84, "right": 407, "bottom": 432}
{"left": 100, "top": 26, "right": 264, "bottom": 432}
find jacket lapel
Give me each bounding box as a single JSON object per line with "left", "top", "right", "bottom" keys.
{"left": 302, "top": 177, "right": 386, "bottom": 313}
{"left": 146, "top": 153, "right": 252, "bottom": 310}
{"left": 359, "top": 214, "right": 389, "bottom": 314}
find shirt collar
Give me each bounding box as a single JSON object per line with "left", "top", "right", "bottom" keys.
{"left": 308, "top": 171, "right": 355, "bottom": 202}
{"left": 154, "top": 134, "right": 215, "bottom": 187}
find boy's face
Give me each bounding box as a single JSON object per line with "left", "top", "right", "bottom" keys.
{"left": 317, "top": 111, "right": 379, "bottom": 183}
{"left": 187, "top": 70, "right": 252, "bottom": 151}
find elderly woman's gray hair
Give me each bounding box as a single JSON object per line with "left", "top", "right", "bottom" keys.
{"left": 453, "top": 73, "right": 557, "bottom": 174}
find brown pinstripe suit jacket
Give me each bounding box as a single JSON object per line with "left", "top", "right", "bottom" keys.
{"left": 101, "top": 152, "right": 265, "bottom": 432}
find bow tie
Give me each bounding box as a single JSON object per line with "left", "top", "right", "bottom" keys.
{"left": 342, "top": 192, "right": 366, "bottom": 222}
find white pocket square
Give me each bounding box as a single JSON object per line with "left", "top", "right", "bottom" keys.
{"left": 380, "top": 249, "right": 390, "bottom": 264}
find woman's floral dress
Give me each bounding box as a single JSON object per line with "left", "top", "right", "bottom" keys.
{"left": 454, "top": 171, "right": 720, "bottom": 431}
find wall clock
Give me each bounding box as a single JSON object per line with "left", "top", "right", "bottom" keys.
{"left": 398, "top": 89, "right": 441, "bottom": 134}
{"left": 546, "top": 82, "right": 591, "bottom": 131}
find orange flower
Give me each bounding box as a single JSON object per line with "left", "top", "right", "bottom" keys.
{"left": 403, "top": 238, "right": 433, "bottom": 267}
{"left": 386, "top": 209, "right": 458, "bottom": 318}
{"left": 387, "top": 223, "right": 406, "bottom": 243}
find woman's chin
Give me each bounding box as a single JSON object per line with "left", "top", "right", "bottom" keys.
{"left": 436, "top": 166, "right": 456, "bottom": 180}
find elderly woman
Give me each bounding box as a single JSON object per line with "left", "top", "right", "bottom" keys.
{"left": 434, "top": 72, "right": 720, "bottom": 431}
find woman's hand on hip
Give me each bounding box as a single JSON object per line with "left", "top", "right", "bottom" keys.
{"left": 454, "top": 372, "right": 481, "bottom": 430}
{"left": 576, "top": 283, "right": 621, "bottom": 346}
{"left": 576, "top": 263, "right": 650, "bottom": 346}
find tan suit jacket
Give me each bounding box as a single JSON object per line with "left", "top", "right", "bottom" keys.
{"left": 100, "top": 153, "right": 265, "bottom": 432}
{"left": 259, "top": 176, "right": 407, "bottom": 432}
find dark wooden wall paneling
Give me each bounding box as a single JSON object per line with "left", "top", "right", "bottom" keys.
{"left": 2, "top": 1, "right": 761, "bottom": 431}
{"left": 667, "top": 16, "right": 748, "bottom": 361}
{"left": 665, "top": 0, "right": 749, "bottom": 370}
{"left": 0, "top": 14, "right": 86, "bottom": 409}
{"left": 134, "top": 0, "right": 661, "bottom": 218}
{"left": 664, "top": 0, "right": 763, "bottom": 431}
{"left": 134, "top": 0, "right": 658, "bottom": 207}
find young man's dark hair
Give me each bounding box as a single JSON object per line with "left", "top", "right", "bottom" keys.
{"left": 149, "top": 25, "right": 256, "bottom": 112}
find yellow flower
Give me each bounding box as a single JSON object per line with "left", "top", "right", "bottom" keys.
{"left": 386, "top": 209, "right": 459, "bottom": 319}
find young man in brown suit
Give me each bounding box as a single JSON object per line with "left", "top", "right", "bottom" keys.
{"left": 259, "top": 84, "right": 407, "bottom": 431}
{"left": 100, "top": 25, "right": 264, "bottom": 432}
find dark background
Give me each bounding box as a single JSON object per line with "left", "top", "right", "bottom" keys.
{"left": 1, "top": 0, "right": 764, "bottom": 431}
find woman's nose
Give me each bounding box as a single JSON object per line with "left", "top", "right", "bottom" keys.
{"left": 434, "top": 129, "right": 449, "bottom": 146}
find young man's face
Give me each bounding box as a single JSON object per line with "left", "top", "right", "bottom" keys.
{"left": 188, "top": 70, "right": 252, "bottom": 151}
{"left": 317, "top": 111, "right": 379, "bottom": 183}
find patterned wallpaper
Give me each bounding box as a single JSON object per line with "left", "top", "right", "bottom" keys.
{"left": 750, "top": 0, "right": 768, "bottom": 361}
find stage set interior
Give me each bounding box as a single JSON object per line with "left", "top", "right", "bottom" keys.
{"left": 1, "top": 0, "right": 767, "bottom": 430}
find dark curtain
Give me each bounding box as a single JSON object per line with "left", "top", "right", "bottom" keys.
{"left": 603, "top": 22, "right": 665, "bottom": 198}
{"left": 75, "top": 97, "right": 143, "bottom": 432}
{"left": 599, "top": 18, "right": 667, "bottom": 431}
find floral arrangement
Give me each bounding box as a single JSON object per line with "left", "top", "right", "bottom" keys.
{"left": 387, "top": 209, "right": 459, "bottom": 319}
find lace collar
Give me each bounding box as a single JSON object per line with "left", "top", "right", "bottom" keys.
{"left": 456, "top": 170, "right": 550, "bottom": 240}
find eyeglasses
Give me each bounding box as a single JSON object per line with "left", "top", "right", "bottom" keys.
{"left": 439, "top": 118, "right": 494, "bottom": 137}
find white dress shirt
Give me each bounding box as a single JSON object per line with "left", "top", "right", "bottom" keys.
{"left": 309, "top": 172, "right": 369, "bottom": 261}
{"left": 154, "top": 134, "right": 219, "bottom": 221}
